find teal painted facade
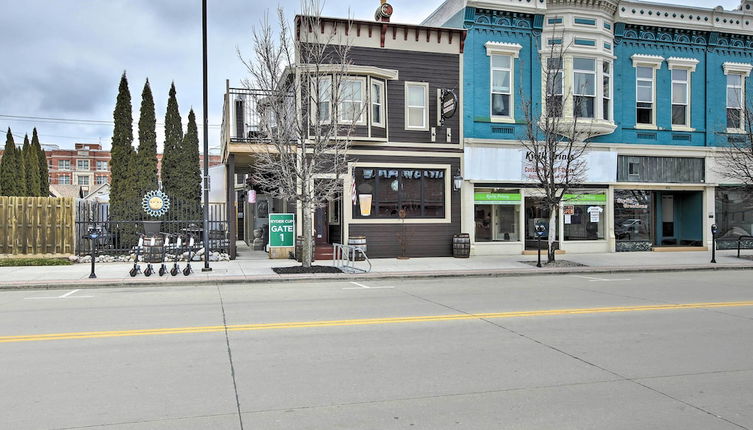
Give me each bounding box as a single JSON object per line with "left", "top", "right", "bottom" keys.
{"left": 443, "top": 6, "right": 753, "bottom": 148}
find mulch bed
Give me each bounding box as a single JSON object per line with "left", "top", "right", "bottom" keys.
{"left": 272, "top": 265, "right": 343, "bottom": 274}
{"left": 519, "top": 260, "right": 587, "bottom": 268}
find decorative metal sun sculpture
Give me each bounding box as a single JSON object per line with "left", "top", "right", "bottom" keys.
{"left": 142, "top": 190, "right": 171, "bottom": 217}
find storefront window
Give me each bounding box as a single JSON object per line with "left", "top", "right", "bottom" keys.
{"left": 563, "top": 191, "right": 606, "bottom": 241}
{"left": 614, "top": 190, "right": 652, "bottom": 242}
{"left": 353, "top": 167, "right": 445, "bottom": 219}
{"left": 474, "top": 188, "right": 521, "bottom": 242}
{"left": 716, "top": 187, "right": 753, "bottom": 238}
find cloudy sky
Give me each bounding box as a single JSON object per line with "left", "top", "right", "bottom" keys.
{"left": 0, "top": 0, "right": 740, "bottom": 153}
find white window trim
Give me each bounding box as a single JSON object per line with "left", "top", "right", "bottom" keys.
{"left": 633, "top": 56, "right": 662, "bottom": 129}
{"left": 726, "top": 73, "right": 746, "bottom": 133}
{"left": 486, "top": 42, "right": 521, "bottom": 124}
{"left": 405, "top": 81, "right": 430, "bottom": 131}
{"left": 311, "top": 75, "right": 332, "bottom": 125}
{"left": 337, "top": 76, "right": 367, "bottom": 126}
{"left": 370, "top": 79, "right": 385, "bottom": 128}
{"left": 669, "top": 67, "right": 692, "bottom": 130}
{"left": 723, "top": 62, "right": 753, "bottom": 77}
{"left": 573, "top": 57, "right": 597, "bottom": 119}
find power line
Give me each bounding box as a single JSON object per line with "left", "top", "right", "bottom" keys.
{"left": 0, "top": 114, "right": 221, "bottom": 128}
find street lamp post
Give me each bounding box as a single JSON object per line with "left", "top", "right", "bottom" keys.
{"left": 711, "top": 224, "right": 718, "bottom": 264}
{"left": 201, "top": 0, "right": 212, "bottom": 272}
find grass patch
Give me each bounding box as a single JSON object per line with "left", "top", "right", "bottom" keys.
{"left": 0, "top": 258, "right": 72, "bottom": 267}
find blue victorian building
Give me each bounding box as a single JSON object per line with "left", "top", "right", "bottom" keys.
{"left": 425, "top": 0, "right": 753, "bottom": 255}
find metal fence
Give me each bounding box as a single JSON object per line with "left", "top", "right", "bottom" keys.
{"left": 75, "top": 199, "right": 228, "bottom": 256}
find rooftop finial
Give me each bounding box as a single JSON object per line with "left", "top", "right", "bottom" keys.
{"left": 375, "top": 0, "right": 393, "bottom": 23}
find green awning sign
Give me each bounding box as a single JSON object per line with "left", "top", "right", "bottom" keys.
{"left": 474, "top": 193, "right": 522, "bottom": 204}
{"left": 269, "top": 213, "right": 295, "bottom": 247}
{"left": 563, "top": 193, "right": 607, "bottom": 205}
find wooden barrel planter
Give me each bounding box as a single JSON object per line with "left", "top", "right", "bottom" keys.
{"left": 452, "top": 233, "right": 471, "bottom": 258}
{"left": 348, "top": 235, "right": 367, "bottom": 261}
{"left": 295, "top": 236, "right": 316, "bottom": 263}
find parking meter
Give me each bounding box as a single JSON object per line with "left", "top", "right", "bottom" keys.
{"left": 82, "top": 225, "right": 103, "bottom": 279}
{"left": 535, "top": 224, "right": 546, "bottom": 268}
{"left": 711, "top": 224, "right": 718, "bottom": 263}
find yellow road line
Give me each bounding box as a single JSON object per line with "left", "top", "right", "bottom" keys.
{"left": 3, "top": 301, "right": 753, "bottom": 344}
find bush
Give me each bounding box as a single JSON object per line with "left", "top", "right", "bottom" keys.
{"left": 0, "top": 258, "right": 72, "bottom": 267}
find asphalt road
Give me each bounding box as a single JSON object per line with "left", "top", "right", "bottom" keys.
{"left": 1, "top": 270, "right": 753, "bottom": 429}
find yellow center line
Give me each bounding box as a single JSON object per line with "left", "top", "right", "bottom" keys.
{"left": 3, "top": 301, "right": 753, "bottom": 344}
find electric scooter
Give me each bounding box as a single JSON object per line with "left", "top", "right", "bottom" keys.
{"left": 129, "top": 235, "right": 144, "bottom": 277}
{"left": 183, "top": 235, "right": 196, "bottom": 276}
{"left": 170, "top": 234, "right": 183, "bottom": 276}
{"left": 143, "top": 235, "right": 158, "bottom": 277}
{"left": 158, "top": 233, "right": 170, "bottom": 277}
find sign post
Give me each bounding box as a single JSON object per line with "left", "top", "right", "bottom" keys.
{"left": 269, "top": 213, "right": 295, "bottom": 258}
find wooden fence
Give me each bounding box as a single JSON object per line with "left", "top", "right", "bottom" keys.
{"left": 0, "top": 197, "right": 75, "bottom": 255}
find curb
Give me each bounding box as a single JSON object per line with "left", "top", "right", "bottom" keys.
{"left": 1, "top": 263, "right": 752, "bottom": 291}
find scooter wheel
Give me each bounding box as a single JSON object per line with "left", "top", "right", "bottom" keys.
{"left": 183, "top": 267, "right": 191, "bottom": 276}
{"left": 170, "top": 267, "right": 179, "bottom": 276}
{"left": 159, "top": 265, "right": 167, "bottom": 277}
{"left": 144, "top": 267, "right": 153, "bottom": 277}
{"left": 129, "top": 268, "right": 138, "bottom": 277}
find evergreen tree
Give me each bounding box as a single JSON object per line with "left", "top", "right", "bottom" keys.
{"left": 180, "top": 109, "right": 202, "bottom": 218}
{"left": 17, "top": 135, "right": 28, "bottom": 197}
{"left": 32, "top": 129, "right": 49, "bottom": 196}
{"left": 109, "top": 72, "right": 137, "bottom": 222}
{"left": 161, "top": 82, "right": 183, "bottom": 201}
{"left": 135, "top": 79, "right": 158, "bottom": 197}
{"left": 24, "top": 134, "right": 41, "bottom": 197}
{"left": 1, "top": 129, "right": 20, "bottom": 196}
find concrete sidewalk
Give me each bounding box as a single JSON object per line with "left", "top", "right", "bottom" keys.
{"left": 1, "top": 249, "right": 752, "bottom": 289}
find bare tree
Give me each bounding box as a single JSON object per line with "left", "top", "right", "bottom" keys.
{"left": 519, "top": 34, "right": 600, "bottom": 263}
{"left": 239, "top": 1, "right": 361, "bottom": 267}
{"left": 716, "top": 105, "right": 753, "bottom": 189}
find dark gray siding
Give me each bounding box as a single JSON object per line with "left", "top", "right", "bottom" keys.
{"left": 349, "top": 155, "right": 461, "bottom": 258}
{"left": 617, "top": 156, "right": 705, "bottom": 183}
{"left": 347, "top": 47, "right": 461, "bottom": 145}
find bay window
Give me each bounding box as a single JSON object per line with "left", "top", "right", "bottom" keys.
{"left": 491, "top": 54, "right": 512, "bottom": 118}
{"left": 353, "top": 167, "right": 446, "bottom": 219}
{"left": 371, "top": 80, "right": 385, "bottom": 127}
{"left": 338, "top": 78, "right": 364, "bottom": 124}
{"left": 573, "top": 58, "right": 596, "bottom": 118}
{"left": 545, "top": 57, "right": 563, "bottom": 117}
{"left": 313, "top": 76, "right": 332, "bottom": 123}
{"left": 602, "top": 61, "right": 611, "bottom": 121}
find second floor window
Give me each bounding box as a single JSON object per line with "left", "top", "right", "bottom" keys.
{"left": 602, "top": 62, "right": 611, "bottom": 121}
{"left": 545, "top": 57, "right": 563, "bottom": 117}
{"left": 727, "top": 74, "right": 744, "bottom": 130}
{"left": 59, "top": 175, "right": 71, "bottom": 184}
{"left": 96, "top": 160, "right": 108, "bottom": 171}
{"left": 314, "top": 76, "right": 332, "bottom": 124}
{"left": 491, "top": 54, "right": 512, "bottom": 117}
{"left": 338, "top": 78, "right": 364, "bottom": 124}
{"left": 573, "top": 58, "right": 596, "bottom": 118}
{"left": 77, "top": 160, "right": 90, "bottom": 171}
{"left": 636, "top": 66, "right": 654, "bottom": 125}
{"left": 672, "top": 69, "right": 690, "bottom": 126}
{"left": 371, "top": 80, "right": 385, "bottom": 127}
{"left": 405, "top": 82, "right": 428, "bottom": 130}
{"left": 95, "top": 176, "right": 107, "bottom": 185}
{"left": 77, "top": 176, "right": 90, "bottom": 186}
{"left": 58, "top": 160, "right": 70, "bottom": 170}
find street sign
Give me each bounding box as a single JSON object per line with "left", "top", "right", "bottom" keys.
{"left": 269, "top": 213, "right": 295, "bottom": 247}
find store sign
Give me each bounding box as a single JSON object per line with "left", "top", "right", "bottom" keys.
{"left": 474, "top": 192, "right": 522, "bottom": 204}
{"left": 269, "top": 213, "right": 295, "bottom": 247}
{"left": 563, "top": 193, "right": 607, "bottom": 205}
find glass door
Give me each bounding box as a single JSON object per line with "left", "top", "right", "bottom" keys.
{"left": 525, "top": 197, "right": 558, "bottom": 250}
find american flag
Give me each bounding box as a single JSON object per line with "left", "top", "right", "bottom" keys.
{"left": 351, "top": 174, "right": 357, "bottom": 205}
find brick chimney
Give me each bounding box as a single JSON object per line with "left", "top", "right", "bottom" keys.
{"left": 375, "top": 0, "right": 393, "bottom": 23}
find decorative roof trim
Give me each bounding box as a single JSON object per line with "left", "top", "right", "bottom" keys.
{"left": 723, "top": 62, "right": 753, "bottom": 76}
{"left": 631, "top": 54, "right": 664, "bottom": 68}
{"left": 485, "top": 41, "right": 523, "bottom": 58}
{"left": 667, "top": 57, "right": 700, "bottom": 72}
{"left": 297, "top": 64, "right": 399, "bottom": 80}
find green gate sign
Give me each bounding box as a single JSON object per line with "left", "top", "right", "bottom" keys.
{"left": 269, "top": 213, "right": 295, "bottom": 247}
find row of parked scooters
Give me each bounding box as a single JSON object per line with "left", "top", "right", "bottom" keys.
{"left": 129, "top": 233, "right": 198, "bottom": 277}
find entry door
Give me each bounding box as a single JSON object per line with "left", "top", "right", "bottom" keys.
{"left": 314, "top": 205, "right": 329, "bottom": 246}
{"left": 662, "top": 194, "right": 675, "bottom": 243}
{"left": 525, "top": 197, "right": 558, "bottom": 249}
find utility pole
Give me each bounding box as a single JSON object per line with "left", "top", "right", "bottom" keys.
{"left": 201, "top": 0, "right": 212, "bottom": 272}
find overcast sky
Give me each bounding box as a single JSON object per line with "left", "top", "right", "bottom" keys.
{"left": 0, "top": 0, "right": 740, "bottom": 152}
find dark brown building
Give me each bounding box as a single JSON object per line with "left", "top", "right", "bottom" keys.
{"left": 222, "top": 8, "right": 465, "bottom": 259}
